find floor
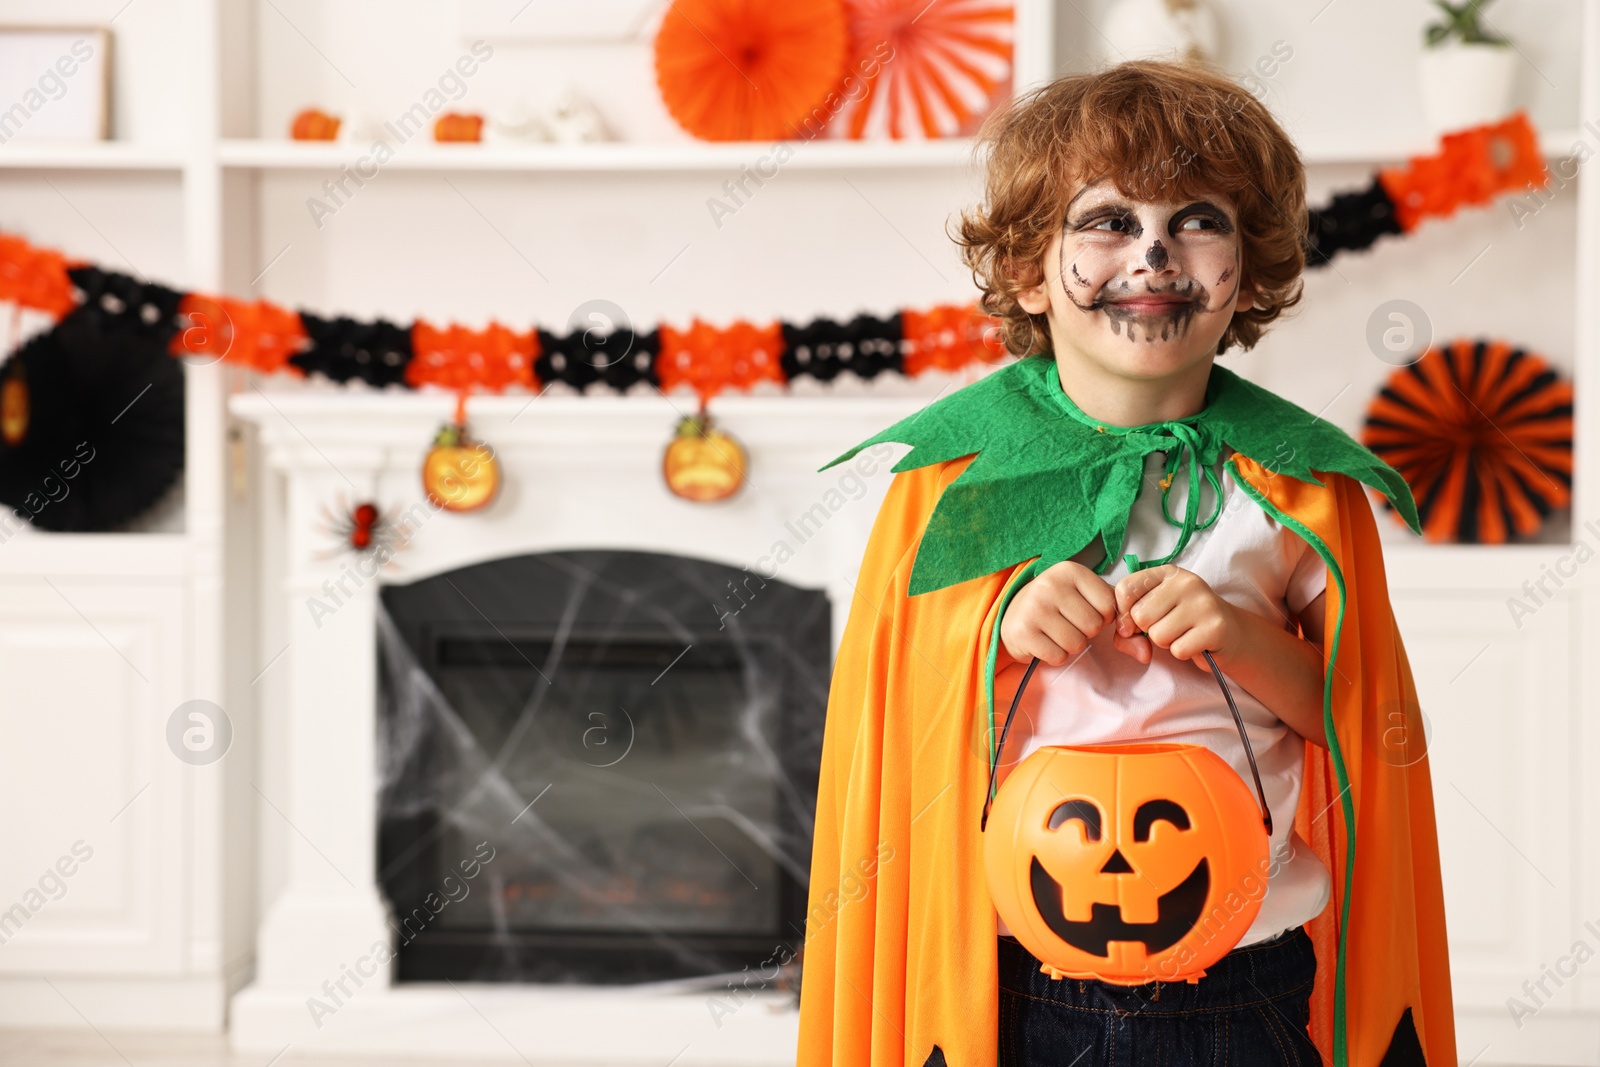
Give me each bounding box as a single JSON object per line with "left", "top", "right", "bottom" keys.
{"left": 0, "top": 1031, "right": 498, "bottom": 1067}
{"left": 0, "top": 1029, "right": 1529, "bottom": 1067}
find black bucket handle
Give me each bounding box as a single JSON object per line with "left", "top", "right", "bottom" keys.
{"left": 980, "top": 650, "right": 1273, "bottom": 838}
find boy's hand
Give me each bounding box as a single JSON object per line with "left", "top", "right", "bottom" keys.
{"left": 1112, "top": 564, "right": 1241, "bottom": 669}
{"left": 999, "top": 561, "right": 1117, "bottom": 666}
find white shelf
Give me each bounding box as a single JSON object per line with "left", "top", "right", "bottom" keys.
{"left": 0, "top": 141, "right": 186, "bottom": 171}
{"left": 217, "top": 137, "right": 983, "bottom": 172}
{"left": 209, "top": 124, "right": 1586, "bottom": 175}
{"left": 1296, "top": 125, "right": 1585, "bottom": 165}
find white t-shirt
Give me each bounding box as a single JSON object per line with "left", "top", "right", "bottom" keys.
{"left": 992, "top": 445, "right": 1331, "bottom": 947}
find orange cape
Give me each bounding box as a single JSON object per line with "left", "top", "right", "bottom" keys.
{"left": 797, "top": 453, "right": 1456, "bottom": 1067}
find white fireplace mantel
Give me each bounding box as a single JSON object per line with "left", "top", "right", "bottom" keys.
{"left": 227, "top": 387, "right": 928, "bottom": 1063}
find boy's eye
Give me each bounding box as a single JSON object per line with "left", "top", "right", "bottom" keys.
{"left": 1088, "top": 214, "right": 1135, "bottom": 233}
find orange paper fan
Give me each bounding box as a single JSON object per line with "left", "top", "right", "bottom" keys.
{"left": 832, "top": 0, "right": 1014, "bottom": 140}
{"left": 1362, "top": 338, "right": 1572, "bottom": 544}
{"left": 654, "top": 0, "right": 848, "bottom": 142}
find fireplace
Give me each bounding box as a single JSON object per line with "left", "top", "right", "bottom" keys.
{"left": 375, "top": 549, "right": 830, "bottom": 985}
{"left": 227, "top": 389, "right": 916, "bottom": 1062}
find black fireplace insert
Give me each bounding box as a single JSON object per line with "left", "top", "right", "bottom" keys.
{"left": 376, "top": 550, "right": 830, "bottom": 984}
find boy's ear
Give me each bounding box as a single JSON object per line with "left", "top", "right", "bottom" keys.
{"left": 1013, "top": 260, "right": 1051, "bottom": 315}
{"left": 1234, "top": 280, "right": 1256, "bottom": 313}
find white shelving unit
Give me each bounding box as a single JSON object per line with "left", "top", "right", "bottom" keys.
{"left": 0, "top": 124, "right": 1588, "bottom": 179}
{"left": 0, "top": 0, "right": 1593, "bottom": 1062}
{"left": 216, "top": 136, "right": 985, "bottom": 171}
{"left": 0, "top": 143, "right": 186, "bottom": 170}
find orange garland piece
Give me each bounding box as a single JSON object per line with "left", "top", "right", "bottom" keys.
{"left": 1378, "top": 111, "right": 1547, "bottom": 233}
{"left": 657, "top": 319, "right": 786, "bottom": 403}
{"left": 406, "top": 320, "right": 540, "bottom": 394}
{"left": 901, "top": 302, "right": 1006, "bottom": 376}
{"left": 169, "top": 294, "right": 308, "bottom": 374}
{"left": 0, "top": 235, "right": 80, "bottom": 318}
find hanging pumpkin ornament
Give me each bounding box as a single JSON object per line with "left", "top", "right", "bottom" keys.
{"left": 422, "top": 422, "right": 500, "bottom": 512}
{"left": 1, "top": 360, "right": 28, "bottom": 447}
{"left": 663, "top": 410, "right": 746, "bottom": 502}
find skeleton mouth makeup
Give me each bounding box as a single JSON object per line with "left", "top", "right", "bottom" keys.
{"left": 1063, "top": 269, "right": 1214, "bottom": 343}
{"left": 1098, "top": 279, "right": 1208, "bottom": 342}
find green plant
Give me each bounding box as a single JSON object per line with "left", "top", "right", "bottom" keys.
{"left": 1424, "top": 0, "right": 1510, "bottom": 47}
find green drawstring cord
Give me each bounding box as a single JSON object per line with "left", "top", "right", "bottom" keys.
{"left": 1049, "top": 380, "right": 1224, "bottom": 576}
{"left": 1121, "top": 420, "right": 1224, "bottom": 574}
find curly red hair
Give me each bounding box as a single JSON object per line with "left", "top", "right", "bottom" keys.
{"left": 955, "top": 59, "right": 1307, "bottom": 358}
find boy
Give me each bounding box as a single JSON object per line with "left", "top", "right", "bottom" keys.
{"left": 797, "top": 61, "right": 1455, "bottom": 1067}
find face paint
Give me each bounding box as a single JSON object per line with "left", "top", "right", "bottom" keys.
{"left": 1057, "top": 182, "right": 1244, "bottom": 346}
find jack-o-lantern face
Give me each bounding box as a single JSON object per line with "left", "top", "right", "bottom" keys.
{"left": 662, "top": 414, "right": 746, "bottom": 503}
{"left": 984, "top": 743, "right": 1270, "bottom": 985}
{"left": 1, "top": 373, "right": 28, "bottom": 447}
{"left": 422, "top": 424, "right": 500, "bottom": 513}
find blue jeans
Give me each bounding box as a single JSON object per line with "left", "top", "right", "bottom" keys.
{"left": 998, "top": 926, "right": 1320, "bottom": 1066}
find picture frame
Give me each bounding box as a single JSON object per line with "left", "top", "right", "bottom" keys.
{"left": 0, "top": 26, "right": 112, "bottom": 143}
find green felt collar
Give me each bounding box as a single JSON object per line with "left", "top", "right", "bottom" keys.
{"left": 823, "top": 356, "right": 1419, "bottom": 596}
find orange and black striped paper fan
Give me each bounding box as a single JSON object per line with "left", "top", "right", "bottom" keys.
{"left": 1362, "top": 339, "right": 1572, "bottom": 543}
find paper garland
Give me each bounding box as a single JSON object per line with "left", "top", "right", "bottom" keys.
{"left": 1306, "top": 112, "right": 1546, "bottom": 267}
{"left": 0, "top": 244, "right": 1008, "bottom": 407}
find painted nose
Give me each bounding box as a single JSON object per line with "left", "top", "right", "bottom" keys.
{"left": 1143, "top": 240, "right": 1169, "bottom": 270}
{"left": 1100, "top": 848, "right": 1134, "bottom": 874}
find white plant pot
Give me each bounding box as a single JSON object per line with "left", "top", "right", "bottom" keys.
{"left": 1417, "top": 41, "right": 1518, "bottom": 136}
{"left": 1099, "top": 0, "right": 1221, "bottom": 66}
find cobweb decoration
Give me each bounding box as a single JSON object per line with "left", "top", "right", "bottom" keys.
{"left": 831, "top": 0, "right": 1015, "bottom": 140}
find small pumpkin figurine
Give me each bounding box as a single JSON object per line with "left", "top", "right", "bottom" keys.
{"left": 422, "top": 423, "right": 500, "bottom": 512}
{"left": 433, "top": 112, "right": 485, "bottom": 143}
{"left": 1, "top": 362, "right": 28, "bottom": 447}
{"left": 290, "top": 108, "right": 342, "bottom": 141}
{"left": 663, "top": 411, "right": 746, "bottom": 502}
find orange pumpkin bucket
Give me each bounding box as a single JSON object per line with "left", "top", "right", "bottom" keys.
{"left": 981, "top": 652, "right": 1274, "bottom": 985}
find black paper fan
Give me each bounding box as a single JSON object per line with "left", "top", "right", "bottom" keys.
{"left": 0, "top": 307, "right": 186, "bottom": 531}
